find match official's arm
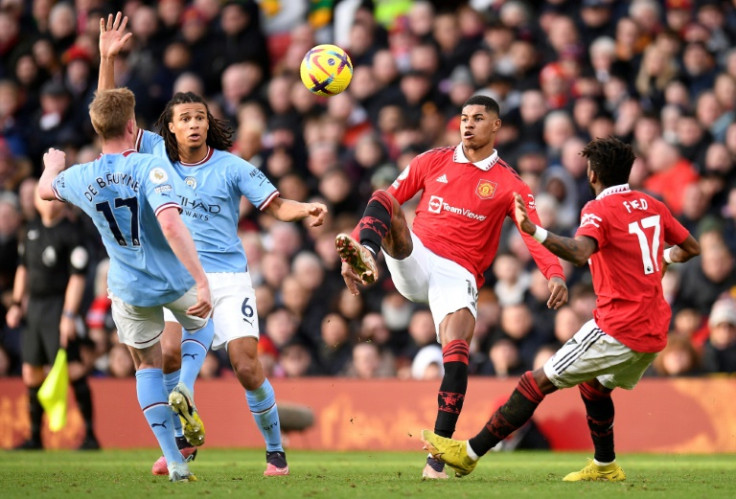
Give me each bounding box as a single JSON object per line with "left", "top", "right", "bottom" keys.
{"left": 5, "top": 265, "right": 26, "bottom": 329}
{"left": 59, "top": 273, "right": 85, "bottom": 348}
{"left": 157, "top": 208, "right": 212, "bottom": 318}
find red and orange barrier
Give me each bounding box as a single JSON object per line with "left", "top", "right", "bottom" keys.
{"left": 1, "top": 377, "right": 734, "bottom": 452}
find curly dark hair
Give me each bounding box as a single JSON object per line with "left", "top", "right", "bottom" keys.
{"left": 580, "top": 136, "right": 636, "bottom": 188}
{"left": 153, "top": 92, "right": 233, "bottom": 163}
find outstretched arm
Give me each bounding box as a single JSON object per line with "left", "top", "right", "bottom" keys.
{"left": 98, "top": 12, "right": 132, "bottom": 91}
{"left": 263, "top": 197, "right": 328, "bottom": 227}
{"left": 514, "top": 192, "right": 597, "bottom": 267}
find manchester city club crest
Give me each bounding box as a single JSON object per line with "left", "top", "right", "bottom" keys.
{"left": 184, "top": 176, "right": 197, "bottom": 189}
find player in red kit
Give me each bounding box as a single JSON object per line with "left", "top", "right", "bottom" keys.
{"left": 422, "top": 137, "right": 701, "bottom": 481}
{"left": 336, "top": 95, "right": 568, "bottom": 479}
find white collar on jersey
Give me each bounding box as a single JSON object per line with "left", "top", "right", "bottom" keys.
{"left": 596, "top": 183, "right": 631, "bottom": 200}
{"left": 453, "top": 143, "right": 499, "bottom": 171}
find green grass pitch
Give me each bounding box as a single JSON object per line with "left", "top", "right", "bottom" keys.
{"left": 1, "top": 449, "right": 735, "bottom": 498}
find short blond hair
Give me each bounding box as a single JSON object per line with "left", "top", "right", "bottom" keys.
{"left": 89, "top": 88, "right": 136, "bottom": 140}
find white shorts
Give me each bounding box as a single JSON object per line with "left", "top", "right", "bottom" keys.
{"left": 543, "top": 319, "right": 657, "bottom": 390}
{"left": 384, "top": 231, "right": 478, "bottom": 339}
{"left": 111, "top": 286, "right": 209, "bottom": 349}
{"left": 164, "top": 272, "right": 258, "bottom": 350}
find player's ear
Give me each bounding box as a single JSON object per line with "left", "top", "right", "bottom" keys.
{"left": 168, "top": 121, "right": 175, "bottom": 134}
{"left": 588, "top": 168, "right": 598, "bottom": 184}
{"left": 493, "top": 118, "right": 502, "bottom": 131}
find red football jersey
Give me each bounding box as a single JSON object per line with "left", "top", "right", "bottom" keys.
{"left": 387, "top": 145, "right": 564, "bottom": 287}
{"left": 575, "top": 184, "right": 690, "bottom": 353}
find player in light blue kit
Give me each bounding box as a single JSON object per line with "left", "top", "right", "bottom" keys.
{"left": 37, "top": 88, "right": 212, "bottom": 483}
{"left": 99, "top": 12, "right": 328, "bottom": 476}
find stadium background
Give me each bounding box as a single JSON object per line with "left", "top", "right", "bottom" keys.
{"left": 0, "top": 0, "right": 735, "bottom": 450}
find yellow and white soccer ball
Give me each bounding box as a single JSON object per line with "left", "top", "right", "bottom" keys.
{"left": 300, "top": 44, "right": 353, "bottom": 97}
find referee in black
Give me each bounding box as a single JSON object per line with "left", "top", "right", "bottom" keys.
{"left": 6, "top": 187, "right": 99, "bottom": 450}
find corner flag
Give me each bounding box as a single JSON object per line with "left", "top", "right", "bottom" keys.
{"left": 37, "top": 349, "right": 69, "bottom": 431}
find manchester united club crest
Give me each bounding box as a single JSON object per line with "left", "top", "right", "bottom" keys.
{"left": 476, "top": 179, "right": 497, "bottom": 199}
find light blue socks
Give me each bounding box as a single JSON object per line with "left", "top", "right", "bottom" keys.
{"left": 136, "top": 368, "right": 181, "bottom": 464}
{"left": 246, "top": 379, "right": 283, "bottom": 452}
{"left": 180, "top": 321, "right": 215, "bottom": 396}
{"left": 163, "top": 369, "right": 183, "bottom": 438}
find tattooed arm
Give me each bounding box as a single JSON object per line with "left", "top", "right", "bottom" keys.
{"left": 513, "top": 193, "right": 597, "bottom": 266}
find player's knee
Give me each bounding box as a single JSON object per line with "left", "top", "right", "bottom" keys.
{"left": 532, "top": 368, "right": 557, "bottom": 395}
{"left": 232, "top": 357, "right": 261, "bottom": 389}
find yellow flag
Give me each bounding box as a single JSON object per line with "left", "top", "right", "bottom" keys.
{"left": 37, "top": 349, "right": 69, "bottom": 431}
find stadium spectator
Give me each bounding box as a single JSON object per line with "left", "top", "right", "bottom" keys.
{"left": 316, "top": 312, "right": 353, "bottom": 375}
{"left": 25, "top": 81, "right": 80, "bottom": 172}
{"left": 278, "top": 338, "right": 318, "bottom": 377}
{"left": 345, "top": 341, "right": 384, "bottom": 379}
{"left": 411, "top": 344, "right": 444, "bottom": 380}
{"left": 643, "top": 138, "right": 699, "bottom": 216}
{"left": 701, "top": 298, "right": 736, "bottom": 373}
{"left": 493, "top": 253, "right": 530, "bottom": 307}
{"left": 676, "top": 231, "right": 736, "bottom": 316}
{"left": 0, "top": 193, "right": 21, "bottom": 307}
{"left": 523, "top": 269, "right": 557, "bottom": 343}
{"left": 423, "top": 136, "right": 700, "bottom": 482}
{"left": 107, "top": 342, "right": 135, "bottom": 379}
{"left": 336, "top": 94, "right": 567, "bottom": 479}
{"left": 650, "top": 335, "right": 702, "bottom": 376}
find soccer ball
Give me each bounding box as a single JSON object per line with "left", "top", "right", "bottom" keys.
{"left": 300, "top": 44, "right": 353, "bottom": 97}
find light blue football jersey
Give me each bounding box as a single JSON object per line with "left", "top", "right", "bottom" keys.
{"left": 52, "top": 151, "right": 195, "bottom": 306}
{"left": 138, "top": 130, "right": 278, "bottom": 273}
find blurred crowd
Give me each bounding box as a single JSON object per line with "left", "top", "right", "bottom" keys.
{"left": 1, "top": 0, "right": 736, "bottom": 381}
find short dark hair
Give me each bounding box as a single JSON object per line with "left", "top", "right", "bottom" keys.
{"left": 462, "top": 95, "right": 500, "bottom": 116}
{"left": 580, "top": 136, "right": 636, "bottom": 187}
{"left": 153, "top": 92, "right": 233, "bottom": 162}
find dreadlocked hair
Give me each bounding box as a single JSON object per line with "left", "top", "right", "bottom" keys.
{"left": 580, "top": 136, "right": 636, "bottom": 188}
{"left": 153, "top": 92, "right": 233, "bottom": 163}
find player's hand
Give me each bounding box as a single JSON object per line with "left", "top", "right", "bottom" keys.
{"left": 187, "top": 282, "right": 213, "bottom": 318}
{"left": 513, "top": 193, "right": 536, "bottom": 235}
{"left": 43, "top": 148, "right": 67, "bottom": 172}
{"left": 5, "top": 304, "right": 22, "bottom": 329}
{"left": 59, "top": 315, "right": 77, "bottom": 349}
{"left": 547, "top": 276, "right": 568, "bottom": 310}
{"left": 99, "top": 12, "right": 132, "bottom": 59}
{"left": 341, "top": 260, "right": 365, "bottom": 296}
{"left": 304, "top": 202, "right": 328, "bottom": 227}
